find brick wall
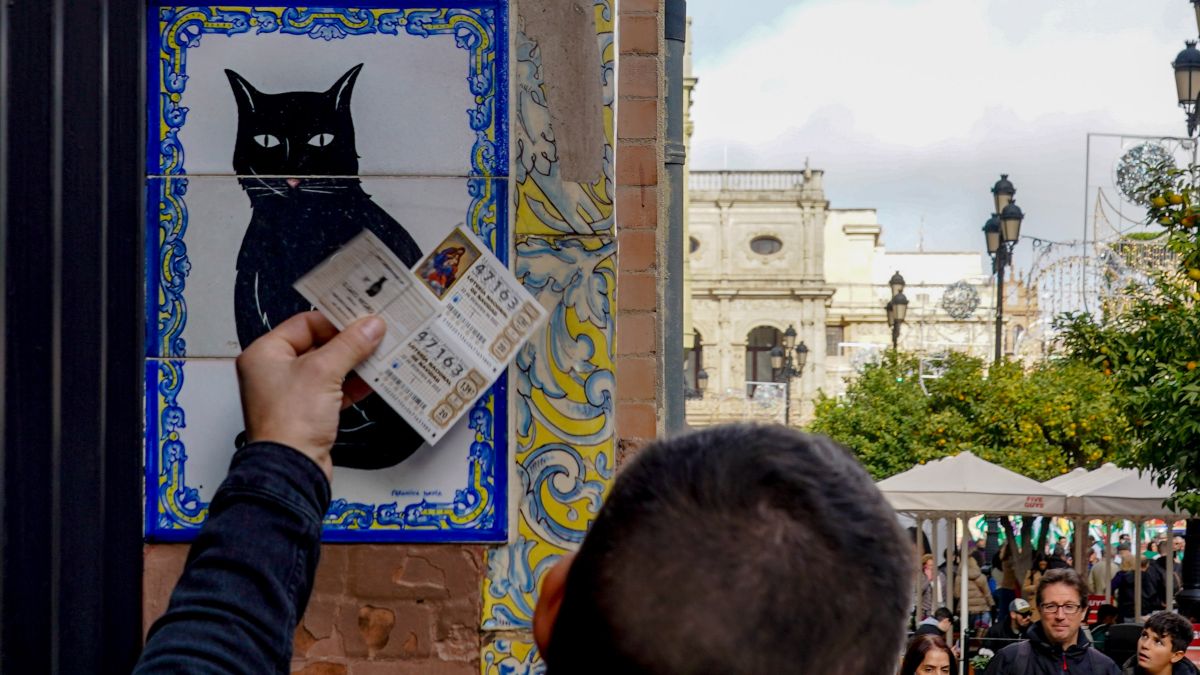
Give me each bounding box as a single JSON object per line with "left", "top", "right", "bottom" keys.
{"left": 615, "top": 0, "right": 664, "bottom": 465}
{"left": 145, "top": 543, "right": 486, "bottom": 674}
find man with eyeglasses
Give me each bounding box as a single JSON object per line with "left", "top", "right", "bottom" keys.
{"left": 983, "top": 568, "right": 1120, "bottom": 674}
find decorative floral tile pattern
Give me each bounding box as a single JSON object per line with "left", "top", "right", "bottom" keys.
{"left": 480, "top": 2, "right": 616, "bottom": 670}
{"left": 482, "top": 638, "right": 545, "bottom": 675}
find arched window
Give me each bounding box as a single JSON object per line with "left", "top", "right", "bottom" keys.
{"left": 1011, "top": 324, "right": 1025, "bottom": 354}
{"left": 684, "top": 330, "right": 703, "bottom": 397}
{"left": 744, "top": 326, "right": 780, "bottom": 395}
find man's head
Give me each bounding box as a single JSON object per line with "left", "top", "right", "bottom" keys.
{"left": 1008, "top": 598, "right": 1033, "bottom": 631}
{"left": 1174, "top": 535, "right": 1186, "bottom": 553}
{"left": 933, "top": 607, "right": 954, "bottom": 633}
{"left": 1120, "top": 533, "right": 1132, "bottom": 545}
{"left": 532, "top": 424, "right": 914, "bottom": 675}
{"left": 1094, "top": 604, "right": 1119, "bottom": 627}
{"left": 1035, "top": 568, "right": 1090, "bottom": 647}
{"left": 1137, "top": 611, "right": 1194, "bottom": 673}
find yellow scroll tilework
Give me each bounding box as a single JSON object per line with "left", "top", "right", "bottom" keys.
{"left": 480, "top": 1, "right": 616, "bottom": 670}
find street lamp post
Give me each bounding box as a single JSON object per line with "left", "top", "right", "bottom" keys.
{"left": 1174, "top": 40, "right": 1200, "bottom": 137}
{"left": 885, "top": 271, "right": 908, "bottom": 351}
{"left": 1172, "top": 1, "right": 1200, "bottom": 619}
{"left": 984, "top": 176, "right": 1024, "bottom": 364}
{"left": 770, "top": 325, "right": 808, "bottom": 426}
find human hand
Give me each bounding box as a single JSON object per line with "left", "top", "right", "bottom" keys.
{"left": 236, "top": 311, "right": 386, "bottom": 481}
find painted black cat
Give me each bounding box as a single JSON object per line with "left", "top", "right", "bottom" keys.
{"left": 227, "top": 64, "right": 425, "bottom": 469}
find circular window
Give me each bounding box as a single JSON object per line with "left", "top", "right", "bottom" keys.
{"left": 689, "top": 236, "right": 700, "bottom": 253}
{"left": 750, "top": 236, "right": 783, "bottom": 255}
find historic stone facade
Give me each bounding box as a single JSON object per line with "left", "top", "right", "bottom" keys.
{"left": 684, "top": 169, "right": 1037, "bottom": 428}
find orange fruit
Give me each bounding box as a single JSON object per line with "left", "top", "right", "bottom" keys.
{"left": 1151, "top": 195, "right": 1168, "bottom": 208}
{"left": 1170, "top": 193, "right": 1185, "bottom": 205}
{"left": 1189, "top": 361, "right": 1197, "bottom": 371}
{"left": 1189, "top": 268, "right": 1200, "bottom": 281}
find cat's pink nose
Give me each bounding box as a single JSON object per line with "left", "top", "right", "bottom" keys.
{"left": 286, "top": 178, "right": 301, "bottom": 188}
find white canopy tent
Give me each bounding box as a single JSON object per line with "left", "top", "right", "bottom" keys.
{"left": 878, "top": 451, "right": 1069, "bottom": 514}
{"left": 1044, "top": 467, "right": 1089, "bottom": 490}
{"left": 1043, "top": 463, "right": 1128, "bottom": 582}
{"left": 1072, "top": 468, "right": 1189, "bottom": 616}
{"left": 1043, "top": 465, "right": 1191, "bottom": 615}
{"left": 1074, "top": 470, "right": 1181, "bottom": 519}
{"left": 878, "top": 452, "right": 1068, "bottom": 673}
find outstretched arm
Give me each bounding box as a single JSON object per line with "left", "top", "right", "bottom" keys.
{"left": 134, "top": 312, "right": 384, "bottom": 674}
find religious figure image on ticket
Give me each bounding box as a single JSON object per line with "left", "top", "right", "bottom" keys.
{"left": 414, "top": 229, "right": 481, "bottom": 300}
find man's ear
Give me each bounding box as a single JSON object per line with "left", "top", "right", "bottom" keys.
{"left": 533, "top": 552, "right": 575, "bottom": 655}
{"left": 1170, "top": 650, "right": 1186, "bottom": 664}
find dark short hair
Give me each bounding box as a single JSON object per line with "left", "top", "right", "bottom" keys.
{"left": 933, "top": 607, "right": 954, "bottom": 622}
{"left": 1095, "top": 604, "right": 1119, "bottom": 623}
{"left": 1144, "top": 611, "right": 1195, "bottom": 653}
{"left": 544, "top": 424, "right": 914, "bottom": 675}
{"left": 900, "top": 634, "right": 958, "bottom": 675}
{"left": 1036, "top": 567, "right": 1089, "bottom": 608}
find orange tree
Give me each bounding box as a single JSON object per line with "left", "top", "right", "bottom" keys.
{"left": 810, "top": 350, "right": 1132, "bottom": 585}
{"left": 1056, "top": 160, "right": 1200, "bottom": 515}
{"left": 810, "top": 351, "right": 1131, "bottom": 482}
{"left": 1055, "top": 158, "right": 1200, "bottom": 615}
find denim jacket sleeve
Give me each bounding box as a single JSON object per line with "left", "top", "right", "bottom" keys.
{"left": 133, "top": 442, "right": 331, "bottom": 675}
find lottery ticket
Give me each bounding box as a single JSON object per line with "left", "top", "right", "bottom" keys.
{"left": 294, "top": 226, "right": 546, "bottom": 445}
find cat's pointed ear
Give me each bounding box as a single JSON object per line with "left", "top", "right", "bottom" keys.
{"left": 225, "top": 69, "right": 261, "bottom": 113}
{"left": 326, "top": 64, "right": 364, "bottom": 112}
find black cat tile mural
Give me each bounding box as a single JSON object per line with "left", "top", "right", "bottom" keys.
{"left": 145, "top": 4, "right": 509, "bottom": 543}
{"left": 226, "top": 65, "right": 426, "bottom": 471}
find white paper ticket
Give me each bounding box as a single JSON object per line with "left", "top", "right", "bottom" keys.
{"left": 294, "top": 226, "right": 545, "bottom": 445}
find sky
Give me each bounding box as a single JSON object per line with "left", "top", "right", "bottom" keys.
{"left": 685, "top": 0, "right": 1195, "bottom": 275}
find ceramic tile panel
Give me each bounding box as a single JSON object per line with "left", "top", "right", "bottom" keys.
{"left": 479, "top": 1, "right": 616, "bottom": 668}
{"left": 145, "top": 356, "right": 509, "bottom": 542}
{"left": 145, "top": 1, "right": 511, "bottom": 543}
{"left": 147, "top": 176, "right": 501, "bottom": 358}
{"left": 151, "top": 5, "right": 506, "bottom": 178}
{"left": 481, "top": 234, "right": 616, "bottom": 629}
{"left": 512, "top": 3, "right": 615, "bottom": 236}
{"left": 483, "top": 638, "right": 544, "bottom": 675}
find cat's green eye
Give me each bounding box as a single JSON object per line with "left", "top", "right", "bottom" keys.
{"left": 308, "top": 133, "right": 334, "bottom": 147}
{"left": 253, "top": 134, "right": 281, "bottom": 148}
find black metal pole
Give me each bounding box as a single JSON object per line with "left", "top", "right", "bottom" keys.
{"left": 784, "top": 375, "right": 791, "bottom": 427}
{"left": 1179, "top": 519, "right": 1200, "bottom": 620}
{"left": 994, "top": 248, "right": 1006, "bottom": 364}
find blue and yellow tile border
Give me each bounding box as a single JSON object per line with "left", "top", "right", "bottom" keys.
{"left": 481, "top": 1, "right": 616, "bottom": 669}
{"left": 143, "top": 2, "right": 511, "bottom": 542}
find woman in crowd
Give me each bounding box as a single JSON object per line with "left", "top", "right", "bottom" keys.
{"left": 919, "top": 554, "right": 945, "bottom": 620}
{"left": 1022, "top": 556, "right": 1049, "bottom": 609}
{"left": 899, "top": 634, "right": 957, "bottom": 675}
{"left": 1113, "top": 555, "right": 1138, "bottom": 622}
{"left": 961, "top": 550, "right": 995, "bottom": 628}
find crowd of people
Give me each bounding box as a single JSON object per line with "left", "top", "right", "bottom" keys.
{"left": 904, "top": 568, "right": 1197, "bottom": 674}
{"left": 905, "top": 529, "right": 1197, "bottom": 674}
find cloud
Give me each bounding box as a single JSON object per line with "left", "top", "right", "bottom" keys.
{"left": 687, "top": 0, "right": 1192, "bottom": 254}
